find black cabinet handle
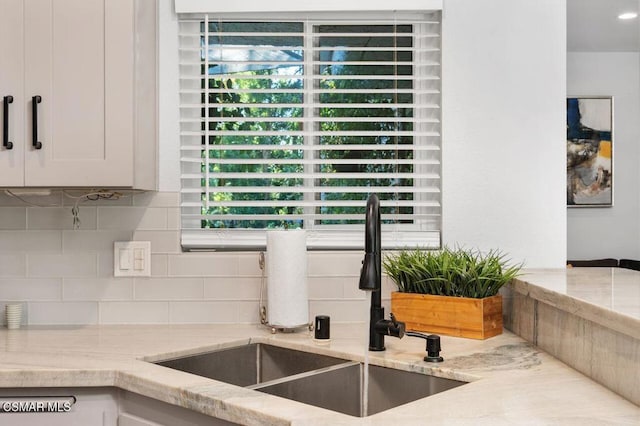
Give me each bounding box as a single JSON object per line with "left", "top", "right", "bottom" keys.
{"left": 32, "top": 95, "right": 42, "bottom": 149}
{"left": 3, "top": 96, "right": 13, "bottom": 150}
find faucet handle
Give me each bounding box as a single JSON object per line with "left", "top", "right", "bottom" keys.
{"left": 374, "top": 313, "right": 406, "bottom": 338}
{"left": 388, "top": 312, "right": 405, "bottom": 338}
{"left": 390, "top": 312, "right": 399, "bottom": 327}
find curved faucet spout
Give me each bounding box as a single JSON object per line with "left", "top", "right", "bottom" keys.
{"left": 359, "top": 194, "right": 394, "bottom": 351}
{"left": 359, "top": 194, "right": 381, "bottom": 292}
{"left": 359, "top": 194, "right": 410, "bottom": 351}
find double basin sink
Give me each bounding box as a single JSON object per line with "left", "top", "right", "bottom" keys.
{"left": 153, "top": 343, "right": 465, "bottom": 417}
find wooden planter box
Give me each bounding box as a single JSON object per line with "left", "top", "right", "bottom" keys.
{"left": 391, "top": 292, "right": 503, "bottom": 340}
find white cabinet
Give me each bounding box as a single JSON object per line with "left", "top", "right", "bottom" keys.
{"left": 118, "top": 391, "right": 238, "bottom": 426}
{"left": 0, "top": 0, "right": 25, "bottom": 187}
{"left": 0, "top": 0, "right": 156, "bottom": 189}
{"left": 0, "top": 388, "right": 118, "bottom": 426}
{"left": 0, "top": 387, "right": 237, "bottom": 426}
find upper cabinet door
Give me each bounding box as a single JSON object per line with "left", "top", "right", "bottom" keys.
{"left": 0, "top": 0, "right": 25, "bottom": 187}
{"left": 23, "top": 0, "right": 134, "bottom": 187}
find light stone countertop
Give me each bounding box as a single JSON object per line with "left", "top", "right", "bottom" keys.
{"left": 515, "top": 268, "right": 640, "bottom": 339}
{"left": 0, "top": 319, "right": 639, "bottom": 425}
{"left": 1, "top": 268, "right": 640, "bottom": 425}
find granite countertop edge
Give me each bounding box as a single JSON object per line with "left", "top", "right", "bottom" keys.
{"left": 512, "top": 268, "right": 640, "bottom": 340}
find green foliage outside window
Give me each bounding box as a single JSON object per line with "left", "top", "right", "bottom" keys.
{"left": 200, "top": 23, "right": 416, "bottom": 229}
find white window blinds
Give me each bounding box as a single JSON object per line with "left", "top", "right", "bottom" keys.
{"left": 179, "top": 12, "right": 442, "bottom": 250}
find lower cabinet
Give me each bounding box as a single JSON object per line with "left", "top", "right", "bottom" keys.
{"left": 0, "top": 388, "right": 238, "bottom": 426}
{"left": 0, "top": 388, "right": 117, "bottom": 426}
{"left": 118, "top": 391, "right": 238, "bottom": 426}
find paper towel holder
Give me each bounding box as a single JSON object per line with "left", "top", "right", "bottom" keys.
{"left": 258, "top": 251, "right": 313, "bottom": 334}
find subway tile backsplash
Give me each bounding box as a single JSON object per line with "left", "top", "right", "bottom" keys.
{"left": 0, "top": 191, "right": 388, "bottom": 325}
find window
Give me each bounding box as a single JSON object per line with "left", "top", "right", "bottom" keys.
{"left": 179, "top": 12, "right": 441, "bottom": 250}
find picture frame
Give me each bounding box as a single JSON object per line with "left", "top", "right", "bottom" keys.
{"left": 566, "top": 96, "right": 613, "bottom": 207}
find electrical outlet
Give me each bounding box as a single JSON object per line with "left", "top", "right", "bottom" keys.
{"left": 114, "top": 241, "right": 151, "bottom": 277}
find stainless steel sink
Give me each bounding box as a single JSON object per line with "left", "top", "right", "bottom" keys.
{"left": 154, "top": 343, "right": 466, "bottom": 417}
{"left": 154, "top": 343, "right": 347, "bottom": 386}
{"left": 252, "top": 362, "right": 466, "bottom": 417}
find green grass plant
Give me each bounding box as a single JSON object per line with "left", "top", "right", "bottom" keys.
{"left": 383, "top": 247, "right": 522, "bottom": 298}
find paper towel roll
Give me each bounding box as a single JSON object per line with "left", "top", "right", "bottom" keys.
{"left": 267, "top": 230, "right": 308, "bottom": 328}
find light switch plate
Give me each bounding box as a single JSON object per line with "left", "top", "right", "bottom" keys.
{"left": 114, "top": 241, "right": 151, "bottom": 277}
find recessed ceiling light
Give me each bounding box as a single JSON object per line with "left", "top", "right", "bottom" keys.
{"left": 618, "top": 12, "right": 638, "bottom": 20}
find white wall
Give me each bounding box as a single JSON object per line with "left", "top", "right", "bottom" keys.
{"left": 566, "top": 52, "right": 640, "bottom": 260}
{"left": 441, "top": 0, "right": 567, "bottom": 268}
{"left": 0, "top": 0, "right": 568, "bottom": 325}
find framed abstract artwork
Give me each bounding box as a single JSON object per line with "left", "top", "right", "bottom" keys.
{"left": 566, "top": 96, "right": 613, "bottom": 207}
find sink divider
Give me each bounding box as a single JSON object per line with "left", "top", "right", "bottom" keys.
{"left": 247, "top": 361, "right": 359, "bottom": 391}
{"left": 249, "top": 361, "right": 365, "bottom": 417}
